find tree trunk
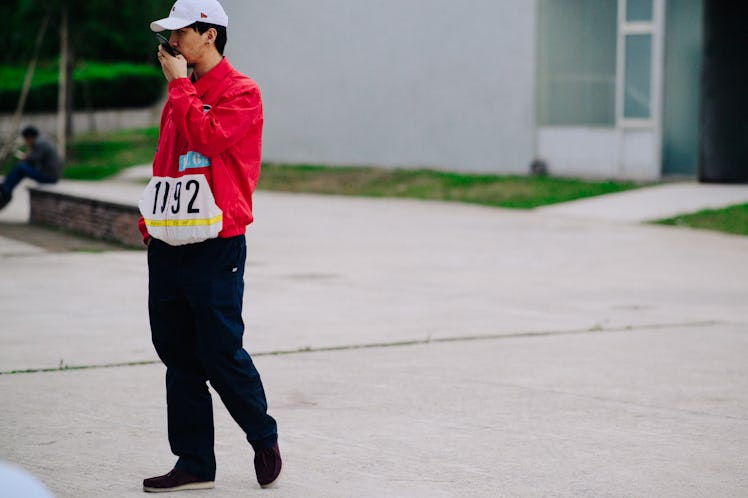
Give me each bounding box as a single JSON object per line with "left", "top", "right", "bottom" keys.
{"left": 0, "top": 13, "right": 50, "bottom": 161}
{"left": 57, "top": 4, "right": 69, "bottom": 161}
{"left": 65, "top": 45, "right": 75, "bottom": 141}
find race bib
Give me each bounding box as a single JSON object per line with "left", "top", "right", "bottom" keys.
{"left": 138, "top": 175, "right": 223, "bottom": 246}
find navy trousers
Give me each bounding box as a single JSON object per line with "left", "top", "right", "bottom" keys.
{"left": 1, "top": 162, "right": 57, "bottom": 196}
{"left": 147, "top": 235, "right": 277, "bottom": 481}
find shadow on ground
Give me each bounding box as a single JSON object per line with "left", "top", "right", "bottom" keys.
{"left": 0, "top": 223, "right": 133, "bottom": 253}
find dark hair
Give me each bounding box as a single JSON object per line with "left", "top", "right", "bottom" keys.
{"left": 192, "top": 22, "right": 227, "bottom": 55}
{"left": 21, "top": 126, "right": 39, "bottom": 139}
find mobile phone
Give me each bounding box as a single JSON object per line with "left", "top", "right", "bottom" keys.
{"left": 156, "top": 33, "right": 178, "bottom": 57}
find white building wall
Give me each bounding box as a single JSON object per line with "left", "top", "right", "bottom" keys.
{"left": 222, "top": 0, "right": 537, "bottom": 173}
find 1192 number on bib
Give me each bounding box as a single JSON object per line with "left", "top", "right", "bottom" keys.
{"left": 150, "top": 178, "right": 201, "bottom": 216}
{"left": 139, "top": 175, "right": 223, "bottom": 246}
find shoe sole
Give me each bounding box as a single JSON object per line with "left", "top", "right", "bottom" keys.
{"left": 143, "top": 481, "right": 215, "bottom": 493}
{"left": 260, "top": 466, "right": 282, "bottom": 489}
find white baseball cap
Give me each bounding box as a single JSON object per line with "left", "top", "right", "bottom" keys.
{"left": 150, "top": 0, "right": 229, "bottom": 32}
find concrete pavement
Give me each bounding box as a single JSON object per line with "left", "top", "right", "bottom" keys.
{"left": 536, "top": 181, "right": 748, "bottom": 222}
{"left": 1, "top": 176, "right": 747, "bottom": 497}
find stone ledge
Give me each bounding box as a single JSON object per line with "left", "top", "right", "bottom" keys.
{"left": 28, "top": 187, "right": 143, "bottom": 248}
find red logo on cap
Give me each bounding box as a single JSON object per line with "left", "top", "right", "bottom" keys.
{"left": 201, "top": 12, "right": 208, "bottom": 18}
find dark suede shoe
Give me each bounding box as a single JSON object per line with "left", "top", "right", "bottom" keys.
{"left": 254, "top": 443, "right": 282, "bottom": 488}
{"left": 142, "top": 468, "right": 214, "bottom": 493}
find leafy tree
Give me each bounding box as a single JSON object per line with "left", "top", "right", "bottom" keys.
{"left": 3, "top": 0, "right": 169, "bottom": 152}
{"left": 2, "top": 0, "right": 168, "bottom": 64}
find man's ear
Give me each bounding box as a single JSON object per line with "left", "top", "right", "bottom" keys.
{"left": 206, "top": 27, "right": 217, "bottom": 45}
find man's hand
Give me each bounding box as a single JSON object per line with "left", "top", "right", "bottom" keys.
{"left": 157, "top": 45, "right": 188, "bottom": 83}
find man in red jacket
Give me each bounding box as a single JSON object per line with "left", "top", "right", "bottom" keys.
{"left": 139, "top": 0, "right": 281, "bottom": 492}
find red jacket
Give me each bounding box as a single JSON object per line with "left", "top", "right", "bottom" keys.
{"left": 138, "top": 58, "right": 263, "bottom": 243}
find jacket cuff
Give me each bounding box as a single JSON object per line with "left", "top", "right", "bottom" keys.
{"left": 168, "top": 77, "right": 193, "bottom": 93}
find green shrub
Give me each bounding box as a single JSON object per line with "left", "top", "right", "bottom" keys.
{"left": 0, "top": 62, "right": 164, "bottom": 112}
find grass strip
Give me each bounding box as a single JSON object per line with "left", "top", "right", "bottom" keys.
{"left": 259, "top": 164, "right": 643, "bottom": 209}
{"left": 655, "top": 203, "right": 748, "bottom": 236}
{"left": 3, "top": 127, "right": 643, "bottom": 208}
{"left": 63, "top": 127, "right": 159, "bottom": 180}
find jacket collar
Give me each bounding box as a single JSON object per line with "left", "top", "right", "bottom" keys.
{"left": 192, "top": 57, "right": 232, "bottom": 93}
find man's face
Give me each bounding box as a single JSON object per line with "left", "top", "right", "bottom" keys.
{"left": 23, "top": 136, "right": 35, "bottom": 148}
{"left": 168, "top": 26, "right": 216, "bottom": 66}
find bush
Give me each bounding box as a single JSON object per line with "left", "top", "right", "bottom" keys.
{"left": 0, "top": 62, "right": 164, "bottom": 112}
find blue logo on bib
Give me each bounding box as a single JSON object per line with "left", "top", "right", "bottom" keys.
{"left": 179, "top": 151, "right": 211, "bottom": 172}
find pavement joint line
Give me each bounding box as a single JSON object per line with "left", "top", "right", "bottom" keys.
{"left": 0, "top": 319, "right": 723, "bottom": 376}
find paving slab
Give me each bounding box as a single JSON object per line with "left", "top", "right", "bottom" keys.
{"left": 1, "top": 175, "right": 748, "bottom": 497}
{"left": 1, "top": 323, "right": 746, "bottom": 497}
{"left": 0, "top": 179, "right": 32, "bottom": 224}
{"left": 2, "top": 192, "right": 748, "bottom": 373}
{"left": 31, "top": 179, "right": 146, "bottom": 206}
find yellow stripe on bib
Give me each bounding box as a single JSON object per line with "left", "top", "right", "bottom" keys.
{"left": 144, "top": 214, "right": 223, "bottom": 228}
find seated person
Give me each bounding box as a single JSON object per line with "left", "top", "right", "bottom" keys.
{"left": 0, "top": 126, "right": 62, "bottom": 210}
